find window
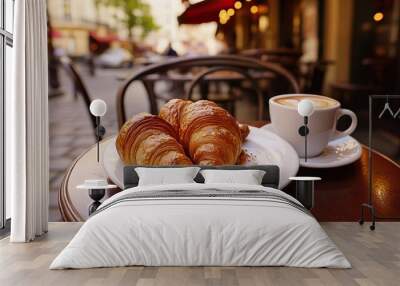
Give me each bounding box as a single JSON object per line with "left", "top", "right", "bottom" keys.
{"left": 1, "top": 0, "right": 14, "bottom": 230}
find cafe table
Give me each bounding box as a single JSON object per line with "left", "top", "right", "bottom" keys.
{"left": 59, "top": 121, "right": 400, "bottom": 222}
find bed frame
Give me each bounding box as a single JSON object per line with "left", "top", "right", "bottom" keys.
{"left": 123, "top": 165, "right": 280, "bottom": 189}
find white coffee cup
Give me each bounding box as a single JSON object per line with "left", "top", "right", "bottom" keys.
{"left": 269, "top": 94, "right": 358, "bottom": 157}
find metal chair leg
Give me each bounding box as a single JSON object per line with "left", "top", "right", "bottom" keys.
{"left": 359, "top": 205, "right": 364, "bottom": 225}
{"left": 370, "top": 206, "right": 376, "bottom": 231}
{"left": 359, "top": 203, "right": 376, "bottom": 231}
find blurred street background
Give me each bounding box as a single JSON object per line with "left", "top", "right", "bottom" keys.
{"left": 48, "top": 0, "right": 400, "bottom": 221}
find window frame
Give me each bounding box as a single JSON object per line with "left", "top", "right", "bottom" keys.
{"left": 0, "top": 0, "right": 14, "bottom": 231}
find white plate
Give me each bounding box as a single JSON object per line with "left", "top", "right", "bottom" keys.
{"left": 261, "top": 124, "right": 362, "bottom": 168}
{"left": 101, "top": 127, "right": 299, "bottom": 189}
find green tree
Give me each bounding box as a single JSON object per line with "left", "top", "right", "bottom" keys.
{"left": 98, "top": 0, "right": 158, "bottom": 53}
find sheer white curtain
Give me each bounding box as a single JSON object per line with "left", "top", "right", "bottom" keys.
{"left": 7, "top": 0, "right": 49, "bottom": 242}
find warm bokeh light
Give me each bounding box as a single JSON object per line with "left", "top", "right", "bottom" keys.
{"left": 250, "top": 5, "right": 258, "bottom": 14}
{"left": 219, "top": 8, "right": 230, "bottom": 24}
{"left": 234, "top": 1, "right": 242, "bottom": 9}
{"left": 373, "top": 12, "right": 384, "bottom": 22}
{"left": 246, "top": 0, "right": 251, "bottom": 2}
{"left": 259, "top": 15, "right": 269, "bottom": 31}
{"left": 219, "top": 9, "right": 227, "bottom": 17}
{"left": 219, "top": 9, "right": 230, "bottom": 25}
{"left": 227, "top": 8, "right": 235, "bottom": 16}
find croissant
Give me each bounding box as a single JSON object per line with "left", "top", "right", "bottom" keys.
{"left": 116, "top": 113, "right": 192, "bottom": 165}
{"left": 160, "top": 100, "right": 245, "bottom": 165}
{"left": 159, "top": 99, "right": 191, "bottom": 135}
{"left": 238, "top": 123, "right": 250, "bottom": 142}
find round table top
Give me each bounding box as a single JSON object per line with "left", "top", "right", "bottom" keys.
{"left": 76, "top": 184, "right": 117, "bottom": 190}
{"left": 60, "top": 121, "right": 400, "bottom": 222}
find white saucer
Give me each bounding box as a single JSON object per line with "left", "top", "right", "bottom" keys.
{"left": 261, "top": 124, "right": 362, "bottom": 168}
{"left": 76, "top": 179, "right": 117, "bottom": 190}
{"left": 77, "top": 184, "right": 117, "bottom": 190}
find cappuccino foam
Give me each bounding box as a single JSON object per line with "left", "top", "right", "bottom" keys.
{"left": 274, "top": 96, "right": 337, "bottom": 109}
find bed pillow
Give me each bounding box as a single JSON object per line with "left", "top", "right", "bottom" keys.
{"left": 200, "top": 169, "right": 266, "bottom": 185}
{"left": 135, "top": 167, "right": 201, "bottom": 186}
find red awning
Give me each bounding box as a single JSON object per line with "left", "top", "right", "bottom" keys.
{"left": 89, "top": 31, "right": 119, "bottom": 43}
{"left": 49, "top": 28, "right": 62, "bottom": 38}
{"left": 178, "top": 0, "right": 235, "bottom": 25}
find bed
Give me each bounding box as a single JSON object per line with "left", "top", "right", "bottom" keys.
{"left": 50, "top": 165, "right": 350, "bottom": 269}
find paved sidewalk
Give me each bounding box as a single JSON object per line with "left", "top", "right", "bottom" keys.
{"left": 49, "top": 66, "right": 144, "bottom": 221}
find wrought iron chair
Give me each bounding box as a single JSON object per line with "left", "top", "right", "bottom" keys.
{"left": 59, "top": 56, "right": 99, "bottom": 139}
{"left": 116, "top": 55, "right": 300, "bottom": 128}
{"left": 301, "top": 60, "right": 335, "bottom": 94}
{"left": 330, "top": 57, "right": 395, "bottom": 109}
{"left": 241, "top": 48, "right": 302, "bottom": 76}
{"left": 185, "top": 66, "right": 269, "bottom": 119}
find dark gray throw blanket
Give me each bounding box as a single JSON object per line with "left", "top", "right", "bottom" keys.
{"left": 91, "top": 189, "right": 310, "bottom": 218}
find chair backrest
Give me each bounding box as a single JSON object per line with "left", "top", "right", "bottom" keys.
{"left": 241, "top": 48, "right": 302, "bottom": 74}
{"left": 116, "top": 55, "right": 300, "bottom": 128}
{"left": 59, "top": 56, "right": 97, "bottom": 137}
{"left": 302, "top": 60, "right": 334, "bottom": 94}
{"left": 185, "top": 66, "right": 268, "bottom": 119}
{"left": 241, "top": 48, "right": 302, "bottom": 60}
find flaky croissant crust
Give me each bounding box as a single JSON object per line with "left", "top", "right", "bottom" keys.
{"left": 116, "top": 113, "right": 192, "bottom": 165}
{"left": 178, "top": 101, "right": 240, "bottom": 143}
{"left": 180, "top": 100, "right": 243, "bottom": 165}
{"left": 159, "top": 99, "right": 246, "bottom": 165}
{"left": 117, "top": 100, "right": 250, "bottom": 166}
{"left": 158, "top": 99, "right": 191, "bottom": 136}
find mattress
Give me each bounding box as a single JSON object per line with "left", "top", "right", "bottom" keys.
{"left": 50, "top": 183, "right": 350, "bottom": 269}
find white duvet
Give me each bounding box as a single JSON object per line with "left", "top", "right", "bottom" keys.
{"left": 50, "top": 183, "right": 350, "bottom": 269}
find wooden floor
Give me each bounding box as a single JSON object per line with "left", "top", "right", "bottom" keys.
{"left": 0, "top": 222, "right": 399, "bottom": 286}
